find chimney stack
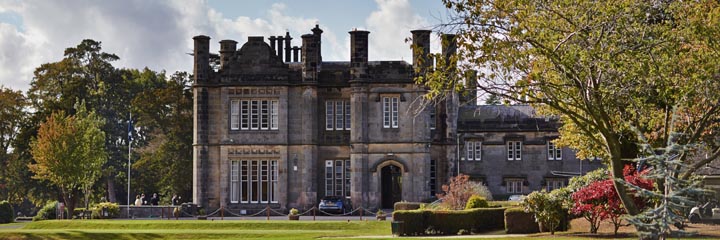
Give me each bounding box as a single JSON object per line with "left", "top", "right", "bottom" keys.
{"left": 276, "top": 36, "right": 284, "bottom": 61}
{"left": 441, "top": 34, "right": 457, "bottom": 61}
{"left": 269, "top": 36, "right": 277, "bottom": 55}
{"left": 284, "top": 31, "right": 292, "bottom": 62}
{"left": 219, "top": 39, "right": 237, "bottom": 70}
{"left": 193, "top": 35, "right": 211, "bottom": 83}
{"left": 464, "top": 70, "right": 478, "bottom": 105}
{"left": 349, "top": 29, "right": 370, "bottom": 81}
{"left": 411, "top": 30, "right": 431, "bottom": 73}
{"left": 302, "top": 24, "right": 323, "bottom": 81}
{"left": 292, "top": 46, "right": 300, "bottom": 62}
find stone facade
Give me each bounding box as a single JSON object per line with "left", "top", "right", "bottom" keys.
{"left": 192, "top": 25, "right": 603, "bottom": 211}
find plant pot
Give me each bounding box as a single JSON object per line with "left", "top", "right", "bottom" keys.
{"left": 288, "top": 215, "right": 300, "bottom": 220}
{"left": 376, "top": 215, "right": 387, "bottom": 221}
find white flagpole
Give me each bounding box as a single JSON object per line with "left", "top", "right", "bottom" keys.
{"left": 127, "top": 112, "right": 131, "bottom": 218}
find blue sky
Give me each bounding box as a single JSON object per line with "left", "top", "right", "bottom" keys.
{"left": 0, "top": 0, "right": 449, "bottom": 91}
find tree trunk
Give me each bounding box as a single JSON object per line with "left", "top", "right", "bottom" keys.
{"left": 107, "top": 177, "right": 116, "bottom": 203}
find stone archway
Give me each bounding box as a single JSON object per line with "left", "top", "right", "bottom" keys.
{"left": 380, "top": 164, "right": 402, "bottom": 209}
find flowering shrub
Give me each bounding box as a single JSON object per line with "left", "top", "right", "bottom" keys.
{"left": 572, "top": 165, "right": 653, "bottom": 235}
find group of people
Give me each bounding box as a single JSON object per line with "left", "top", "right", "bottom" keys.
{"left": 134, "top": 193, "right": 183, "bottom": 206}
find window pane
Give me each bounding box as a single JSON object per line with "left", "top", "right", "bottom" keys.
{"left": 261, "top": 161, "right": 268, "bottom": 202}
{"left": 345, "top": 101, "right": 351, "bottom": 130}
{"left": 429, "top": 106, "right": 436, "bottom": 130}
{"left": 466, "top": 142, "right": 473, "bottom": 161}
{"left": 336, "top": 101, "right": 343, "bottom": 130}
{"left": 475, "top": 142, "right": 482, "bottom": 161}
{"left": 345, "top": 160, "right": 351, "bottom": 197}
{"left": 271, "top": 100, "right": 279, "bottom": 130}
{"left": 241, "top": 100, "right": 249, "bottom": 130}
{"left": 231, "top": 161, "right": 239, "bottom": 202}
{"left": 326, "top": 101, "right": 334, "bottom": 130}
{"left": 241, "top": 161, "right": 249, "bottom": 202}
{"left": 391, "top": 97, "right": 399, "bottom": 128}
{"left": 507, "top": 142, "right": 513, "bottom": 160}
{"left": 251, "top": 161, "right": 259, "bottom": 202}
{"left": 383, "top": 97, "right": 390, "bottom": 128}
{"left": 231, "top": 100, "right": 239, "bottom": 130}
{"left": 516, "top": 142, "right": 522, "bottom": 160}
{"left": 251, "top": 101, "right": 259, "bottom": 130}
{"left": 260, "top": 100, "right": 269, "bottom": 130}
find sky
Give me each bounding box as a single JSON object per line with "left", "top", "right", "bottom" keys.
{"left": 0, "top": 0, "right": 449, "bottom": 92}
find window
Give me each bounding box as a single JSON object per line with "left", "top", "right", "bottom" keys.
{"left": 546, "top": 178, "right": 565, "bottom": 191}
{"left": 429, "top": 159, "right": 436, "bottom": 196}
{"left": 230, "top": 161, "right": 239, "bottom": 203}
{"left": 325, "top": 160, "right": 351, "bottom": 197}
{"left": 429, "top": 106, "right": 436, "bottom": 130}
{"left": 506, "top": 179, "right": 524, "bottom": 193}
{"left": 465, "top": 141, "right": 482, "bottom": 161}
{"left": 507, "top": 141, "right": 522, "bottom": 161}
{"left": 230, "top": 100, "right": 240, "bottom": 130}
{"left": 383, "top": 96, "right": 399, "bottom": 128}
{"left": 547, "top": 141, "right": 562, "bottom": 160}
{"left": 232, "top": 160, "right": 278, "bottom": 203}
{"left": 233, "top": 99, "right": 279, "bottom": 131}
{"left": 325, "top": 100, "right": 350, "bottom": 131}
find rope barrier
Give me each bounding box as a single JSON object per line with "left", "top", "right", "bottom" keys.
{"left": 269, "top": 208, "right": 287, "bottom": 216}
{"left": 317, "top": 207, "right": 360, "bottom": 216}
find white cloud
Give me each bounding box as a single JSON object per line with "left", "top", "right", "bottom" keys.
{"left": 365, "top": 0, "right": 433, "bottom": 62}
{"left": 0, "top": 1, "right": 348, "bottom": 92}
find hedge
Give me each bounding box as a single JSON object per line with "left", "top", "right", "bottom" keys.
{"left": 393, "top": 208, "right": 506, "bottom": 236}
{"left": 465, "top": 195, "right": 489, "bottom": 209}
{"left": 33, "top": 201, "right": 58, "bottom": 221}
{"left": 91, "top": 202, "right": 120, "bottom": 219}
{"left": 0, "top": 200, "right": 14, "bottom": 224}
{"left": 504, "top": 208, "right": 539, "bottom": 234}
{"left": 394, "top": 202, "right": 423, "bottom": 211}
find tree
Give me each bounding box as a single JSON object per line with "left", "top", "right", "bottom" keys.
{"left": 522, "top": 189, "right": 565, "bottom": 235}
{"left": 436, "top": 174, "right": 492, "bottom": 210}
{"left": 572, "top": 165, "right": 653, "bottom": 235}
{"left": 430, "top": 1, "right": 720, "bottom": 231}
{"left": 0, "top": 87, "right": 28, "bottom": 201}
{"left": 131, "top": 71, "right": 193, "bottom": 201}
{"left": 29, "top": 102, "right": 107, "bottom": 218}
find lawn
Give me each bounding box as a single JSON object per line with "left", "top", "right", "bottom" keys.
{"left": 1, "top": 218, "right": 718, "bottom": 240}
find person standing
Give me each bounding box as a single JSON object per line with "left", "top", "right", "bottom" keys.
{"left": 151, "top": 193, "right": 160, "bottom": 205}
{"left": 134, "top": 195, "right": 142, "bottom": 206}
{"left": 141, "top": 193, "right": 147, "bottom": 205}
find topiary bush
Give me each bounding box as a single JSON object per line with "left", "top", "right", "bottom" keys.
{"left": 91, "top": 202, "right": 120, "bottom": 219}
{"left": 504, "top": 207, "right": 540, "bottom": 234}
{"left": 394, "top": 202, "right": 423, "bottom": 211}
{"left": 465, "top": 195, "right": 489, "bottom": 209}
{"left": 33, "top": 201, "right": 58, "bottom": 221}
{"left": 0, "top": 200, "right": 14, "bottom": 223}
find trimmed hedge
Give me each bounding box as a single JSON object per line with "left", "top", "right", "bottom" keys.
{"left": 0, "top": 200, "right": 14, "bottom": 223}
{"left": 91, "top": 202, "right": 120, "bottom": 219}
{"left": 394, "top": 202, "right": 423, "bottom": 211}
{"left": 504, "top": 208, "right": 539, "bottom": 234}
{"left": 393, "top": 208, "right": 506, "bottom": 236}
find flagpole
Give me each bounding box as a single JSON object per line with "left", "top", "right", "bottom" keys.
{"left": 127, "top": 112, "right": 131, "bottom": 218}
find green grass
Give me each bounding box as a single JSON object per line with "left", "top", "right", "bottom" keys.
{"left": 0, "top": 220, "right": 392, "bottom": 240}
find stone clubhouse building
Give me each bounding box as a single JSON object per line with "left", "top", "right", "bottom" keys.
{"left": 191, "top": 25, "right": 602, "bottom": 211}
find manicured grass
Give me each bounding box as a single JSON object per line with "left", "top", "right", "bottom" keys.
{"left": 0, "top": 220, "right": 392, "bottom": 240}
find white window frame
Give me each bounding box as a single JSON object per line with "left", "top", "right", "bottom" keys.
{"left": 235, "top": 160, "right": 278, "bottom": 204}
{"left": 325, "top": 159, "right": 351, "bottom": 197}
{"left": 465, "top": 141, "right": 482, "bottom": 161}
{"left": 507, "top": 141, "right": 522, "bottom": 161}
{"left": 383, "top": 96, "right": 399, "bottom": 129}
{"left": 326, "top": 101, "right": 334, "bottom": 130}
{"left": 240, "top": 100, "right": 249, "bottom": 130}
{"left": 270, "top": 100, "right": 278, "bottom": 130}
{"left": 335, "top": 101, "right": 344, "bottom": 130}
{"left": 344, "top": 101, "right": 351, "bottom": 130}
{"left": 506, "top": 179, "right": 524, "bottom": 193}
{"left": 237, "top": 99, "right": 278, "bottom": 131}
{"left": 547, "top": 141, "right": 562, "bottom": 161}
{"left": 230, "top": 100, "right": 240, "bottom": 130}
{"left": 546, "top": 179, "right": 565, "bottom": 191}
{"left": 260, "top": 100, "right": 269, "bottom": 130}
{"left": 429, "top": 106, "right": 436, "bottom": 130}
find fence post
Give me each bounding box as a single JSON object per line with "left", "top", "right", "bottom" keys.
{"left": 266, "top": 206, "right": 270, "bottom": 221}
{"left": 221, "top": 206, "right": 224, "bottom": 220}
{"left": 313, "top": 207, "right": 316, "bottom": 221}
{"left": 359, "top": 207, "right": 363, "bottom": 221}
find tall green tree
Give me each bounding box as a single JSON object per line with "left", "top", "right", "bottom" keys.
{"left": 131, "top": 71, "right": 193, "bottom": 201}
{"left": 29, "top": 102, "right": 107, "bottom": 217}
{"left": 429, "top": 0, "right": 720, "bottom": 233}
{"left": 0, "top": 87, "right": 28, "bottom": 201}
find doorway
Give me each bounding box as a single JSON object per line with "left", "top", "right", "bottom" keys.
{"left": 381, "top": 164, "right": 402, "bottom": 209}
